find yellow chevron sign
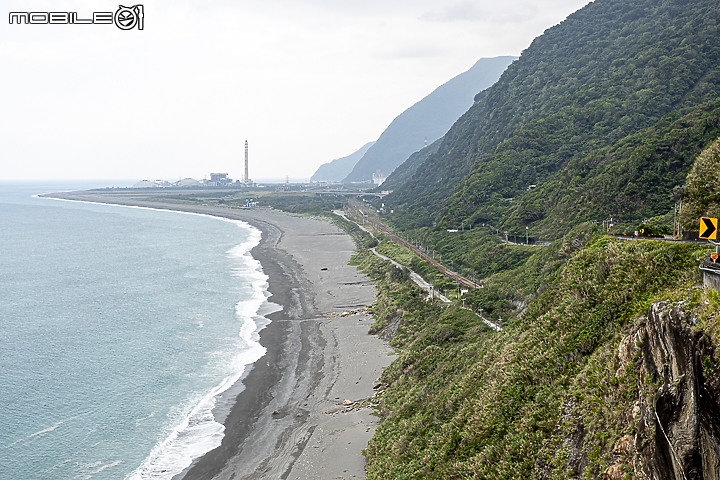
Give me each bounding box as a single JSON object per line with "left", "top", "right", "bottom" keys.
{"left": 699, "top": 217, "right": 718, "bottom": 240}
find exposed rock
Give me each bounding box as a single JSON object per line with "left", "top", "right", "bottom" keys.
{"left": 537, "top": 301, "right": 720, "bottom": 479}
{"left": 602, "top": 463, "right": 625, "bottom": 480}
{"left": 535, "top": 398, "right": 588, "bottom": 478}
{"left": 612, "top": 434, "right": 634, "bottom": 458}
{"left": 617, "top": 331, "right": 640, "bottom": 365}
{"left": 634, "top": 302, "right": 720, "bottom": 480}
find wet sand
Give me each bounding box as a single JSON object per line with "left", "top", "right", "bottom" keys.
{"left": 45, "top": 191, "right": 394, "bottom": 480}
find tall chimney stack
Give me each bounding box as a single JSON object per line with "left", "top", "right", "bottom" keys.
{"left": 244, "top": 140, "right": 249, "bottom": 186}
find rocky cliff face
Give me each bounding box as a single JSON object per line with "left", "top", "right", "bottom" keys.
{"left": 632, "top": 302, "right": 720, "bottom": 480}
{"left": 538, "top": 301, "right": 720, "bottom": 479}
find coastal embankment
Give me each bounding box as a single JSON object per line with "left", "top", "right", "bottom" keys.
{"left": 46, "top": 190, "right": 393, "bottom": 480}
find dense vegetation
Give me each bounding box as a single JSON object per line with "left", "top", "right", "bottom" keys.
{"left": 383, "top": 0, "right": 720, "bottom": 238}
{"left": 496, "top": 102, "right": 720, "bottom": 237}
{"left": 357, "top": 233, "right": 712, "bottom": 478}
{"left": 330, "top": 1, "right": 720, "bottom": 477}
{"left": 679, "top": 137, "right": 720, "bottom": 229}
{"left": 345, "top": 133, "right": 718, "bottom": 476}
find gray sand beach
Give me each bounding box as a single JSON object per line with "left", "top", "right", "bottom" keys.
{"left": 46, "top": 191, "right": 394, "bottom": 480}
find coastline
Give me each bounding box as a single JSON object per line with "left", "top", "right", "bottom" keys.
{"left": 44, "top": 191, "right": 393, "bottom": 479}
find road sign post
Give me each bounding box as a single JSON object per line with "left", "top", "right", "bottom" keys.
{"left": 699, "top": 217, "right": 718, "bottom": 240}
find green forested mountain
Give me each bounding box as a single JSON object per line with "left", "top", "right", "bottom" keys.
{"left": 384, "top": 0, "right": 720, "bottom": 236}
{"left": 354, "top": 1, "right": 720, "bottom": 477}
{"left": 356, "top": 133, "right": 720, "bottom": 480}
{"left": 679, "top": 136, "right": 720, "bottom": 228}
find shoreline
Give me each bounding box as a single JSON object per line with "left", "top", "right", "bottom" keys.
{"left": 43, "top": 191, "right": 393, "bottom": 479}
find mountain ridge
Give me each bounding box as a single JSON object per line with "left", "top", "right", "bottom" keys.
{"left": 342, "top": 56, "right": 516, "bottom": 183}
{"left": 383, "top": 0, "right": 720, "bottom": 236}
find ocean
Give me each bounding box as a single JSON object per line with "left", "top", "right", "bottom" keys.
{"left": 0, "top": 182, "right": 273, "bottom": 479}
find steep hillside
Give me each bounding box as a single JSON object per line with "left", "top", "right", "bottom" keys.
{"left": 342, "top": 56, "right": 516, "bottom": 183}
{"left": 310, "top": 141, "right": 374, "bottom": 182}
{"left": 679, "top": 136, "right": 720, "bottom": 229}
{"left": 357, "top": 232, "right": 718, "bottom": 479}
{"left": 385, "top": 0, "right": 720, "bottom": 234}
{"left": 501, "top": 100, "right": 720, "bottom": 237}
{"left": 356, "top": 3, "right": 720, "bottom": 474}
{"left": 378, "top": 138, "right": 440, "bottom": 191}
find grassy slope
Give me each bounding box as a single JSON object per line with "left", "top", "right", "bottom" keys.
{"left": 359, "top": 235, "right": 712, "bottom": 479}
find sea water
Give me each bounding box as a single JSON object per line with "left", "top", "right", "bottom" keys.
{"left": 0, "top": 182, "right": 271, "bottom": 479}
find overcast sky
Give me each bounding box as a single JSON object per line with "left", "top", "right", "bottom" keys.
{"left": 1, "top": 0, "right": 590, "bottom": 183}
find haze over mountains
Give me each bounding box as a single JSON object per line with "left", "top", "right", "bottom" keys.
{"left": 310, "top": 56, "right": 516, "bottom": 184}
{"left": 310, "top": 141, "right": 375, "bottom": 182}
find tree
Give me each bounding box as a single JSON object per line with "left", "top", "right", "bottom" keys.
{"left": 680, "top": 137, "right": 720, "bottom": 229}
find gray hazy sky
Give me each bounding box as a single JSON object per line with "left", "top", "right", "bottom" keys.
{"left": 1, "top": 0, "right": 590, "bottom": 183}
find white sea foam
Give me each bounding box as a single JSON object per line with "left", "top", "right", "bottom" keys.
{"left": 36, "top": 194, "right": 275, "bottom": 480}
{"left": 125, "top": 219, "right": 270, "bottom": 480}
{"left": 75, "top": 460, "right": 123, "bottom": 479}
{"left": 7, "top": 413, "right": 86, "bottom": 448}
{"left": 134, "top": 412, "right": 155, "bottom": 426}
{"left": 28, "top": 422, "right": 63, "bottom": 439}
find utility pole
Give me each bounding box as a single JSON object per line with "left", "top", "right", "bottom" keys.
{"left": 244, "top": 140, "right": 249, "bottom": 186}
{"left": 710, "top": 239, "right": 720, "bottom": 257}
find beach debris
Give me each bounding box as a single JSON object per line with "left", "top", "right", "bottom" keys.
{"left": 272, "top": 410, "right": 280, "bottom": 415}
{"left": 324, "top": 306, "right": 373, "bottom": 319}
{"left": 321, "top": 267, "right": 328, "bottom": 271}
{"left": 322, "top": 395, "right": 383, "bottom": 415}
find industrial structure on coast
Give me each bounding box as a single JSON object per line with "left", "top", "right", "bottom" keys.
{"left": 132, "top": 140, "right": 254, "bottom": 188}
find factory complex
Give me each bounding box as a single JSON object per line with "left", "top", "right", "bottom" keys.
{"left": 132, "top": 140, "right": 254, "bottom": 189}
